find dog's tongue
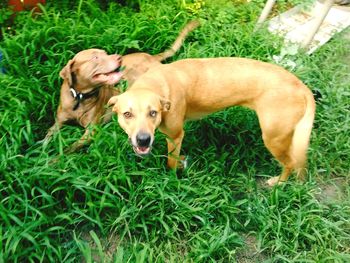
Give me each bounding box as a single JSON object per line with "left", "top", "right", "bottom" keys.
{"left": 94, "top": 71, "right": 123, "bottom": 85}
{"left": 106, "top": 72, "right": 123, "bottom": 85}
{"left": 136, "top": 146, "right": 150, "bottom": 155}
{"left": 137, "top": 146, "right": 149, "bottom": 153}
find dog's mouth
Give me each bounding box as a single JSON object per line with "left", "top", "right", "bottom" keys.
{"left": 129, "top": 137, "right": 152, "bottom": 156}
{"left": 133, "top": 145, "right": 151, "bottom": 156}
{"left": 93, "top": 66, "right": 123, "bottom": 85}
{"left": 113, "top": 66, "right": 122, "bottom": 73}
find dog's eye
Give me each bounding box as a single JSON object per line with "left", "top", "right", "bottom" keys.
{"left": 123, "top": 112, "right": 133, "bottom": 119}
{"left": 149, "top": 110, "right": 157, "bottom": 117}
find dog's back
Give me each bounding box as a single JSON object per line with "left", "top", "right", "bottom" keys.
{"left": 136, "top": 57, "right": 308, "bottom": 112}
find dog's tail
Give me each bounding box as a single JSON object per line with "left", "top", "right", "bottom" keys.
{"left": 153, "top": 20, "right": 200, "bottom": 61}
{"left": 290, "top": 88, "right": 316, "bottom": 179}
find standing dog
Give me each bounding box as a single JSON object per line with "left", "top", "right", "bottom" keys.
{"left": 43, "top": 20, "right": 199, "bottom": 152}
{"left": 108, "top": 58, "right": 316, "bottom": 186}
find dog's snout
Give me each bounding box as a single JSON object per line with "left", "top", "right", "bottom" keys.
{"left": 136, "top": 132, "right": 151, "bottom": 147}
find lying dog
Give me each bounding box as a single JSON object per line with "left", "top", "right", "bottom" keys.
{"left": 43, "top": 20, "right": 199, "bottom": 152}
{"left": 108, "top": 57, "right": 316, "bottom": 186}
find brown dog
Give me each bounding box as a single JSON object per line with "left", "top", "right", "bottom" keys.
{"left": 108, "top": 58, "right": 316, "bottom": 186}
{"left": 43, "top": 20, "right": 199, "bottom": 152}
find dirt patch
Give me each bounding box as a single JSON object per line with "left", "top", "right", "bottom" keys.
{"left": 315, "top": 177, "right": 349, "bottom": 204}
{"left": 80, "top": 230, "right": 120, "bottom": 263}
{"left": 236, "top": 234, "right": 269, "bottom": 263}
{"left": 341, "top": 28, "right": 350, "bottom": 41}
{"left": 340, "top": 28, "right": 350, "bottom": 66}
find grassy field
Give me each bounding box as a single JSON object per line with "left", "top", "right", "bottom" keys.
{"left": 0, "top": 0, "right": 349, "bottom": 262}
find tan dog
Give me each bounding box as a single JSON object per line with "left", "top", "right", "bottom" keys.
{"left": 43, "top": 20, "right": 199, "bottom": 152}
{"left": 108, "top": 58, "right": 316, "bottom": 186}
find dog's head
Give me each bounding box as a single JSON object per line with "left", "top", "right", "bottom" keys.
{"left": 108, "top": 89, "right": 171, "bottom": 156}
{"left": 60, "top": 49, "right": 123, "bottom": 89}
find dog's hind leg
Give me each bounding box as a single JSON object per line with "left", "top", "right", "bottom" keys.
{"left": 257, "top": 105, "right": 303, "bottom": 186}
{"left": 263, "top": 132, "right": 296, "bottom": 186}
{"left": 286, "top": 92, "right": 315, "bottom": 182}
{"left": 256, "top": 91, "right": 315, "bottom": 186}
{"left": 262, "top": 107, "right": 314, "bottom": 186}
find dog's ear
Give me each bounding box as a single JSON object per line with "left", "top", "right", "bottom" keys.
{"left": 160, "top": 98, "right": 171, "bottom": 112}
{"left": 59, "top": 59, "right": 74, "bottom": 86}
{"left": 107, "top": 95, "right": 119, "bottom": 112}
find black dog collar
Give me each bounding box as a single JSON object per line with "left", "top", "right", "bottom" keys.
{"left": 70, "top": 87, "right": 100, "bottom": 111}
{"left": 69, "top": 72, "right": 100, "bottom": 111}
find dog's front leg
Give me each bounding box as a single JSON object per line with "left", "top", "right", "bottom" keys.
{"left": 164, "top": 129, "right": 185, "bottom": 169}
{"left": 42, "top": 113, "right": 68, "bottom": 146}
{"left": 42, "top": 122, "right": 61, "bottom": 145}
{"left": 65, "top": 127, "right": 95, "bottom": 154}
{"left": 42, "top": 104, "right": 71, "bottom": 145}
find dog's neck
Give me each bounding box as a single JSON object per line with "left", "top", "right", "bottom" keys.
{"left": 68, "top": 72, "right": 102, "bottom": 111}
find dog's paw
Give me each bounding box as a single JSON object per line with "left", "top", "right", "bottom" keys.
{"left": 168, "top": 155, "right": 189, "bottom": 170}
{"left": 64, "top": 145, "right": 79, "bottom": 154}
{"left": 176, "top": 155, "right": 188, "bottom": 170}
{"left": 179, "top": 155, "right": 188, "bottom": 169}
{"left": 266, "top": 176, "right": 285, "bottom": 187}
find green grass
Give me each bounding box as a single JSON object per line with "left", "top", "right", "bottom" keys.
{"left": 1, "top": 0, "right": 350, "bottom": 262}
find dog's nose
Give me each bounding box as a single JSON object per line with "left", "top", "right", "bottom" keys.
{"left": 136, "top": 132, "right": 151, "bottom": 147}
